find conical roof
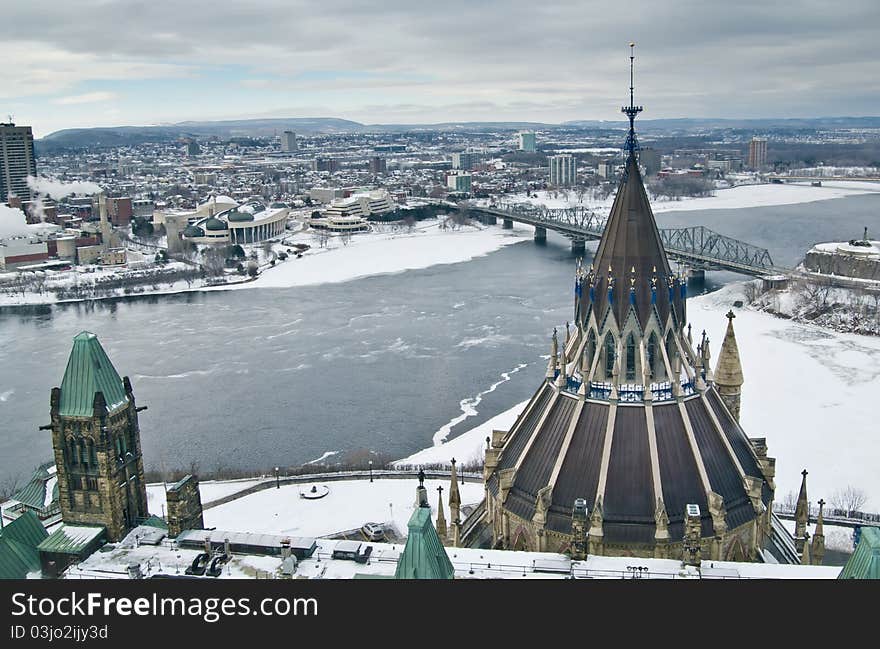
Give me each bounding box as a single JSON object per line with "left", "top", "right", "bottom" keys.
{"left": 593, "top": 152, "right": 672, "bottom": 326}
{"left": 714, "top": 311, "right": 744, "bottom": 387}
{"left": 58, "top": 332, "right": 129, "bottom": 417}
{"left": 591, "top": 152, "right": 674, "bottom": 328}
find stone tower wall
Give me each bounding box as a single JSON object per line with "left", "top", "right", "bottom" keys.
{"left": 166, "top": 475, "right": 204, "bottom": 538}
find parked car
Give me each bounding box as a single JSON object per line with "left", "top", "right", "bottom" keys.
{"left": 361, "top": 522, "right": 385, "bottom": 541}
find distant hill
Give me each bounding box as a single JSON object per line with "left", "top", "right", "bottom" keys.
{"left": 36, "top": 115, "right": 880, "bottom": 152}
{"left": 36, "top": 117, "right": 368, "bottom": 152}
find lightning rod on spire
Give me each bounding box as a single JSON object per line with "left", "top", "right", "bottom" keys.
{"left": 622, "top": 42, "right": 643, "bottom": 155}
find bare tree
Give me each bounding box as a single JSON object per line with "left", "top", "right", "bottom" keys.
{"left": 830, "top": 486, "right": 868, "bottom": 517}
{"left": 779, "top": 490, "right": 797, "bottom": 512}
{"left": 743, "top": 280, "right": 763, "bottom": 304}
{"left": 0, "top": 472, "right": 22, "bottom": 503}
{"left": 793, "top": 275, "right": 834, "bottom": 312}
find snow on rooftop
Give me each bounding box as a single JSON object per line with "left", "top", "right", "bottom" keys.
{"left": 60, "top": 525, "right": 104, "bottom": 544}
{"left": 66, "top": 534, "right": 841, "bottom": 580}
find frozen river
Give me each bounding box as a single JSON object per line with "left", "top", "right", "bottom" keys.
{"left": 1, "top": 193, "right": 879, "bottom": 484}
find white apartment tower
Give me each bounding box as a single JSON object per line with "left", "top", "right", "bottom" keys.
{"left": 0, "top": 122, "right": 37, "bottom": 202}
{"left": 548, "top": 154, "right": 576, "bottom": 186}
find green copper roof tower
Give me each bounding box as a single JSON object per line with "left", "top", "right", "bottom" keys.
{"left": 48, "top": 331, "right": 149, "bottom": 543}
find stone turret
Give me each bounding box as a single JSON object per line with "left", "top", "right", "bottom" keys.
{"left": 448, "top": 458, "right": 461, "bottom": 547}
{"left": 714, "top": 310, "right": 744, "bottom": 421}
{"left": 794, "top": 469, "right": 809, "bottom": 555}
{"left": 436, "top": 486, "right": 447, "bottom": 539}
{"left": 811, "top": 498, "right": 826, "bottom": 566}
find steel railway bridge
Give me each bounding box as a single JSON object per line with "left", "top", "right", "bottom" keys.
{"left": 470, "top": 201, "right": 786, "bottom": 276}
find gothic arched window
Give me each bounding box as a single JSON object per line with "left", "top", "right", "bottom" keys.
{"left": 666, "top": 331, "right": 677, "bottom": 371}
{"left": 585, "top": 330, "right": 597, "bottom": 375}
{"left": 647, "top": 332, "right": 658, "bottom": 379}
{"left": 626, "top": 333, "right": 636, "bottom": 381}
{"left": 604, "top": 334, "right": 616, "bottom": 378}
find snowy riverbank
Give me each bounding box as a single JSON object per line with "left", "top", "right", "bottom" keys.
{"left": 0, "top": 218, "right": 532, "bottom": 307}
{"left": 397, "top": 281, "right": 880, "bottom": 511}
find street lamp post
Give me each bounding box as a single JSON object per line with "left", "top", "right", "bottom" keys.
{"left": 369, "top": 460, "right": 373, "bottom": 483}
{"left": 274, "top": 467, "right": 280, "bottom": 489}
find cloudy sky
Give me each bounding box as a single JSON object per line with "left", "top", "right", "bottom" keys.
{"left": 3, "top": 0, "right": 878, "bottom": 137}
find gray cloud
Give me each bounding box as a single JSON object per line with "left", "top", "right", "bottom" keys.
{"left": 4, "top": 0, "right": 879, "bottom": 129}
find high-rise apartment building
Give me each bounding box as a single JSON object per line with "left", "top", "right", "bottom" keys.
{"left": 281, "top": 130, "right": 297, "bottom": 152}
{"left": 312, "top": 157, "right": 339, "bottom": 173}
{"left": 518, "top": 131, "right": 536, "bottom": 153}
{"left": 451, "top": 151, "right": 480, "bottom": 170}
{"left": 369, "top": 156, "right": 387, "bottom": 175}
{"left": 0, "top": 122, "right": 37, "bottom": 202}
{"left": 548, "top": 154, "right": 576, "bottom": 186}
{"left": 748, "top": 137, "right": 767, "bottom": 169}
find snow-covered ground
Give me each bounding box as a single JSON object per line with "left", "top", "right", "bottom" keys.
{"left": 201, "top": 478, "right": 483, "bottom": 539}
{"left": 503, "top": 180, "right": 880, "bottom": 214}
{"left": 222, "top": 219, "right": 530, "bottom": 290}
{"left": 395, "top": 282, "right": 880, "bottom": 511}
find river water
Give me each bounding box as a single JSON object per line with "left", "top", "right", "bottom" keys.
{"left": 1, "top": 193, "right": 878, "bottom": 481}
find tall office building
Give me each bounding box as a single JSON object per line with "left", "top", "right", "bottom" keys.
{"left": 0, "top": 122, "right": 37, "bottom": 202}
{"left": 281, "top": 130, "right": 297, "bottom": 152}
{"left": 639, "top": 147, "right": 661, "bottom": 176}
{"left": 518, "top": 131, "right": 536, "bottom": 153}
{"left": 548, "top": 154, "right": 576, "bottom": 186}
{"left": 748, "top": 137, "right": 767, "bottom": 169}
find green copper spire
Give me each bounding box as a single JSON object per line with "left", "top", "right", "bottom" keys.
{"left": 394, "top": 506, "right": 455, "bottom": 580}
{"left": 58, "top": 331, "right": 129, "bottom": 417}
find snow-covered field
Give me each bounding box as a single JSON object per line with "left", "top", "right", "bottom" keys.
{"left": 200, "top": 478, "right": 483, "bottom": 538}
{"left": 395, "top": 282, "right": 880, "bottom": 511}
{"left": 504, "top": 180, "right": 880, "bottom": 214}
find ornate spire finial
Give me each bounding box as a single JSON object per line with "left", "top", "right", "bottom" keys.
{"left": 726, "top": 309, "right": 736, "bottom": 321}
{"left": 622, "top": 42, "right": 643, "bottom": 155}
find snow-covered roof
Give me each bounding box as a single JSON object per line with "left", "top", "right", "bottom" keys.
{"left": 64, "top": 534, "right": 841, "bottom": 580}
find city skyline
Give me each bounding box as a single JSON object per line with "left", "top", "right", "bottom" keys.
{"left": 3, "top": 0, "right": 879, "bottom": 137}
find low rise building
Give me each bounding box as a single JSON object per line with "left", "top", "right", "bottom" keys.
{"left": 0, "top": 236, "right": 49, "bottom": 270}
